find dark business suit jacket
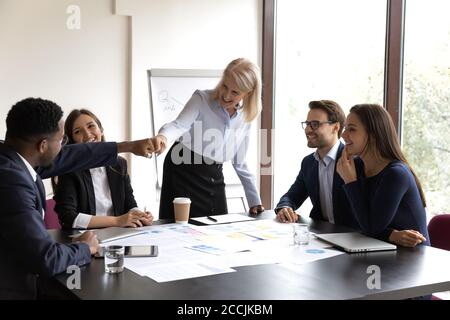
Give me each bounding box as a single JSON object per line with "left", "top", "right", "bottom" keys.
{"left": 275, "top": 143, "right": 358, "bottom": 229}
{"left": 0, "top": 141, "right": 117, "bottom": 299}
{"left": 54, "top": 156, "right": 138, "bottom": 229}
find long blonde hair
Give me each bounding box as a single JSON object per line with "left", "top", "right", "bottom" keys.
{"left": 213, "top": 58, "right": 262, "bottom": 122}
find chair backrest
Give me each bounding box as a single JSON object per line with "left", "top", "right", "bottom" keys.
{"left": 44, "top": 199, "right": 61, "bottom": 230}
{"left": 428, "top": 214, "right": 450, "bottom": 251}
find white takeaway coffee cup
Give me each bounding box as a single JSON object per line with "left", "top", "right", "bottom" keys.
{"left": 173, "top": 197, "right": 191, "bottom": 224}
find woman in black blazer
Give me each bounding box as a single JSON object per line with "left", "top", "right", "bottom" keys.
{"left": 53, "top": 109, "right": 153, "bottom": 229}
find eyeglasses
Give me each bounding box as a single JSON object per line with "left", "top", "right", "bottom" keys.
{"left": 301, "top": 120, "right": 334, "bottom": 130}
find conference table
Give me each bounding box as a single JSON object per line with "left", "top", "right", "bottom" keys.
{"left": 49, "top": 211, "right": 450, "bottom": 300}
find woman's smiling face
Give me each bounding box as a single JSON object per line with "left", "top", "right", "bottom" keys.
{"left": 217, "top": 76, "right": 248, "bottom": 111}
{"left": 71, "top": 114, "right": 103, "bottom": 144}
{"left": 341, "top": 112, "right": 369, "bottom": 157}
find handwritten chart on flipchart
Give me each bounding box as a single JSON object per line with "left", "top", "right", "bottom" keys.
{"left": 147, "top": 69, "right": 242, "bottom": 196}
{"left": 148, "top": 69, "right": 223, "bottom": 138}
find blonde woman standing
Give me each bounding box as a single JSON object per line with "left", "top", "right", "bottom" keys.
{"left": 152, "top": 58, "right": 264, "bottom": 219}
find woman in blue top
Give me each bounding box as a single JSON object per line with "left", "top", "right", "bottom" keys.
{"left": 337, "top": 104, "right": 428, "bottom": 247}
{"left": 151, "top": 58, "right": 264, "bottom": 219}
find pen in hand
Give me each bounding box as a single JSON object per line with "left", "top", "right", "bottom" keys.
{"left": 207, "top": 216, "right": 218, "bottom": 223}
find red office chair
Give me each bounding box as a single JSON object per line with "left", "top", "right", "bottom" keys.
{"left": 428, "top": 214, "right": 450, "bottom": 300}
{"left": 428, "top": 214, "right": 450, "bottom": 251}
{"left": 44, "top": 199, "right": 61, "bottom": 230}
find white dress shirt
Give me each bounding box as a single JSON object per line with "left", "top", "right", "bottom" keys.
{"left": 158, "top": 89, "right": 261, "bottom": 208}
{"left": 72, "top": 167, "right": 114, "bottom": 229}
{"left": 72, "top": 167, "right": 140, "bottom": 229}
{"left": 313, "top": 141, "right": 340, "bottom": 224}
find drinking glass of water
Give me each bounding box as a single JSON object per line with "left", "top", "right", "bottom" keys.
{"left": 292, "top": 224, "right": 310, "bottom": 246}
{"left": 104, "top": 245, "right": 124, "bottom": 273}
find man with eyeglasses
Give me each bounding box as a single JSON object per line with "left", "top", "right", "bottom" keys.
{"left": 275, "top": 100, "right": 357, "bottom": 229}
{"left": 0, "top": 98, "right": 154, "bottom": 299}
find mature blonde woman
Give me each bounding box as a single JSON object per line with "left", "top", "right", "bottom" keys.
{"left": 152, "top": 58, "right": 264, "bottom": 219}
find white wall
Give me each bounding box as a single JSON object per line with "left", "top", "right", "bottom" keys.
{"left": 0, "top": 0, "right": 130, "bottom": 194}
{"left": 0, "top": 0, "right": 129, "bottom": 142}
{"left": 115, "top": 0, "right": 262, "bottom": 217}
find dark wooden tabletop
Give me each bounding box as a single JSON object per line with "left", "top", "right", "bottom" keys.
{"left": 49, "top": 211, "right": 450, "bottom": 300}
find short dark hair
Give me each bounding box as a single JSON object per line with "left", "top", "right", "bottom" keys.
{"left": 65, "top": 109, "right": 105, "bottom": 144}
{"left": 308, "top": 100, "right": 345, "bottom": 137}
{"left": 6, "top": 98, "right": 63, "bottom": 140}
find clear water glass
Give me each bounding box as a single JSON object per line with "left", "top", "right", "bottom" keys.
{"left": 104, "top": 245, "right": 124, "bottom": 273}
{"left": 292, "top": 224, "right": 310, "bottom": 246}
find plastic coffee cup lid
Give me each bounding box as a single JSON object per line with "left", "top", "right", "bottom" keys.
{"left": 173, "top": 197, "right": 191, "bottom": 204}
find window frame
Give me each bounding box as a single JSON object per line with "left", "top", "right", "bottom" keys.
{"left": 261, "top": 0, "right": 405, "bottom": 208}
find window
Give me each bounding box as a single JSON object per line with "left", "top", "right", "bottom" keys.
{"left": 402, "top": 0, "right": 450, "bottom": 216}
{"left": 273, "top": 0, "right": 386, "bottom": 209}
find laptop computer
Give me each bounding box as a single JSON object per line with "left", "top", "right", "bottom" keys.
{"left": 93, "top": 227, "right": 146, "bottom": 244}
{"left": 315, "top": 232, "right": 397, "bottom": 253}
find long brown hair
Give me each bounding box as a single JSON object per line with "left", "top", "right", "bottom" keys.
{"left": 52, "top": 109, "right": 108, "bottom": 192}
{"left": 64, "top": 109, "right": 125, "bottom": 176}
{"left": 64, "top": 109, "right": 105, "bottom": 144}
{"left": 350, "top": 104, "right": 426, "bottom": 207}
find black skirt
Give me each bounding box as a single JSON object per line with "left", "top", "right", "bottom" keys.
{"left": 159, "top": 142, "right": 228, "bottom": 219}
